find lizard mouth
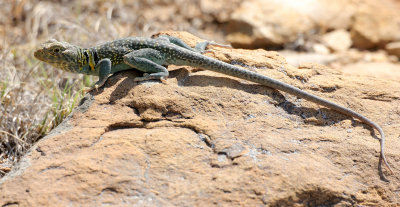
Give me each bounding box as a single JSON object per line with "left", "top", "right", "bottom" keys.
{"left": 33, "top": 50, "right": 43, "bottom": 61}
{"left": 33, "top": 51, "right": 59, "bottom": 65}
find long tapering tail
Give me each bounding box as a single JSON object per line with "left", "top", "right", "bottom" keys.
{"left": 190, "top": 53, "right": 393, "bottom": 180}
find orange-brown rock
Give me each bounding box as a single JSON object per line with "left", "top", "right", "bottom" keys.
{"left": 226, "top": 0, "right": 314, "bottom": 48}
{"left": 0, "top": 32, "right": 399, "bottom": 206}
{"left": 225, "top": 0, "right": 400, "bottom": 51}
{"left": 321, "top": 29, "right": 352, "bottom": 53}
{"left": 386, "top": 42, "right": 400, "bottom": 59}
{"left": 351, "top": 1, "right": 400, "bottom": 49}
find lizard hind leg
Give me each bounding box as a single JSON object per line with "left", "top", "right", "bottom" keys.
{"left": 156, "top": 35, "right": 200, "bottom": 53}
{"left": 154, "top": 34, "right": 231, "bottom": 54}
{"left": 123, "top": 48, "right": 169, "bottom": 82}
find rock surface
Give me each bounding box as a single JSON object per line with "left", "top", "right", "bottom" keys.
{"left": 321, "top": 29, "right": 352, "bottom": 53}
{"left": 350, "top": 0, "right": 400, "bottom": 49}
{"left": 0, "top": 31, "right": 399, "bottom": 206}
{"left": 340, "top": 62, "right": 400, "bottom": 81}
{"left": 226, "top": 0, "right": 314, "bottom": 48}
{"left": 225, "top": 0, "right": 400, "bottom": 51}
{"left": 386, "top": 41, "right": 400, "bottom": 59}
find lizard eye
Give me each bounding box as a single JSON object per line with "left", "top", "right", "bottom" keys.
{"left": 53, "top": 48, "right": 60, "bottom": 53}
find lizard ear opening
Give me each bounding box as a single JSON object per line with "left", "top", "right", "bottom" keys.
{"left": 61, "top": 48, "right": 77, "bottom": 57}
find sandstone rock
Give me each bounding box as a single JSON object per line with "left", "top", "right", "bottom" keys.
{"left": 281, "top": 51, "right": 337, "bottom": 67}
{"left": 386, "top": 41, "right": 400, "bottom": 59}
{"left": 322, "top": 29, "right": 352, "bottom": 52}
{"left": 332, "top": 49, "right": 392, "bottom": 67}
{"left": 200, "top": 0, "right": 242, "bottom": 23}
{"left": 225, "top": 0, "right": 355, "bottom": 48}
{"left": 303, "top": 0, "right": 356, "bottom": 30}
{"left": 226, "top": 0, "right": 314, "bottom": 48}
{"left": 351, "top": 1, "right": 400, "bottom": 49}
{"left": 225, "top": 0, "right": 400, "bottom": 50}
{"left": 341, "top": 62, "right": 400, "bottom": 81}
{"left": 312, "top": 43, "right": 330, "bottom": 55}
{"left": 0, "top": 32, "right": 399, "bottom": 206}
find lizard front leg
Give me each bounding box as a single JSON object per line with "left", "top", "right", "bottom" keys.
{"left": 84, "top": 58, "right": 112, "bottom": 92}
{"left": 123, "top": 48, "right": 169, "bottom": 82}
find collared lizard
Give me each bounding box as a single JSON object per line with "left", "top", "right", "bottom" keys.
{"left": 33, "top": 34, "right": 394, "bottom": 181}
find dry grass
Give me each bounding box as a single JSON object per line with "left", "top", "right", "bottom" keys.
{"left": 0, "top": 0, "right": 229, "bottom": 177}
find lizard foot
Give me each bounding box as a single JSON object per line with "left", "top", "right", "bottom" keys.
{"left": 82, "top": 84, "right": 99, "bottom": 93}
{"left": 134, "top": 75, "right": 168, "bottom": 84}
{"left": 210, "top": 43, "right": 232, "bottom": 49}
{"left": 202, "top": 50, "right": 216, "bottom": 55}
{"left": 134, "top": 73, "right": 150, "bottom": 82}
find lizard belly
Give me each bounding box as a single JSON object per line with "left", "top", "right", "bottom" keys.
{"left": 110, "top": 64, "right": 132, "bottom": 74}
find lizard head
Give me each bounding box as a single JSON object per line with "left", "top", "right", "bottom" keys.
{"left": 34, "top": 39, "right": 82, "bottom": 72}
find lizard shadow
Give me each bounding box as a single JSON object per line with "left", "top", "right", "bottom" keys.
{"left": 94, "top": 70, "right": 142, "bottom": 103}
{"left": 103, "top": 69, "right": 372, "bottom": 133}
{"left": 179, "top": 71, "right": 370, "bottom": 131}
